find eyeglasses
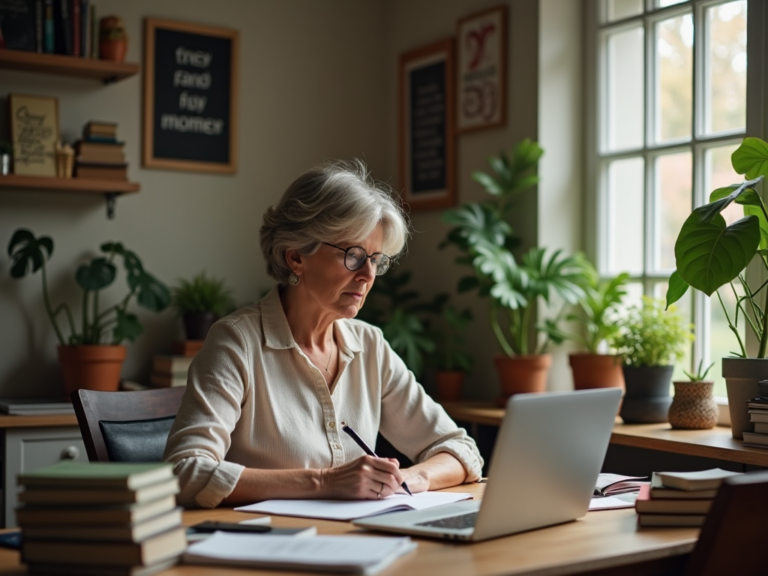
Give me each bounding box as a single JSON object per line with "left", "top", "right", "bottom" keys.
{"left": 323, "top": 242, "right": 392, "bottom": 276}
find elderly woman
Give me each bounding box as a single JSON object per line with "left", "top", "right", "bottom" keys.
{"left": 164, "top": 159, "right": 483, "bottom": 508}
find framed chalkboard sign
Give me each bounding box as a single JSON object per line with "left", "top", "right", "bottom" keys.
{"left": 143, "top": 18, "right": 239, "bottom": 173}
{"left": 399, "top": 38, "right": 455, "bottom": 211}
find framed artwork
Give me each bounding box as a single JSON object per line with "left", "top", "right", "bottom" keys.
{"left": 399, "top": 38, "right": 455, "bottom": 211}
{"left": 456, "top": 5, "right": 507, "bottom": 133}
{"left": 9, "top": 94, "right": 59, "bottom": 177}
{"left": 143, "top": 18, "right": 239, "bottom": 174}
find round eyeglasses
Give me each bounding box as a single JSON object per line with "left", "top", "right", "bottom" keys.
{"left": 323, "top": 242, "right": 392, "bottom": 276}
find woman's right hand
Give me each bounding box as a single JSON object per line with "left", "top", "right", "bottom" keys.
{"left": 319, "top": 455, "right": 404, "bottom": 500}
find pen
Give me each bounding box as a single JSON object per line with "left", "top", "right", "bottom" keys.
{"left": 340, "top": 421, "right": 413, "bottom": 496}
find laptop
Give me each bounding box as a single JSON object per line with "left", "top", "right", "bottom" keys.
{"left": 353, "top": 388, "right": 622, "bottom": 542}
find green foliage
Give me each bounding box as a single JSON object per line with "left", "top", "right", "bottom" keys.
{"left": 666, "top": 136, "right": 768, "bottom": 358}
{"left": 356, "top": 268, "right": 445, "bottom": 377}
{"left": 441, "top": 139, "right": 590, "bottom": 356}
{"left": 614, "top": 297, "right": 693, "bottom": 368}
{"left": 171, "top": 272, "right": 236, "bottom": 316}
{"left": 683, "top": 359, "right": 716, "bottom": 382}
{"left": 435, "top": 304, "right": 474, "bottom": 372}
{"left": 7, "top": 228, "right": 170, "bottom": 346}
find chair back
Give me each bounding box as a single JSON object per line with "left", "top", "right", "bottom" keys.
{"left": 684, "top": 470, "right": 768, "bottom": 576}
{"left": 72, "top": 387, "right": 186, "bottom": 462}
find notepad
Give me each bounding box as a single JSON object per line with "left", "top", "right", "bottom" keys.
{"left": 183, "top": 532, "right": 417, "bottom": 575}
{"left": 235, "top": 491, "right": 473, "bottom": 521}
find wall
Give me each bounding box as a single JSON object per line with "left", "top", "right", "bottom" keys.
{"left": 0, "top": 0, "right": 388, "bottom": 397}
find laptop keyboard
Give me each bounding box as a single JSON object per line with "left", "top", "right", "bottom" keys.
{"left": 416, "top": 512, "right": 478, "bottom": 530}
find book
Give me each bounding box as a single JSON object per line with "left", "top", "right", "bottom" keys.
{"left": 649, "top": 473, "right": 718, "bottom": 499}
{"left": 22, "top": 507, "right": 182, "bottom": 542}
{"left": 183, "top": 532, "right": 417, "bottom": 575}
{"left": 71, "top": 0, "right": 79, "bottom": 56}
{"left": 754, "top": 422, "right": 768, "bottom": 434}
{"left": 85, "top": 120, "right": 118, "bottom": 135}
{"left": 53, "top": 0, "right": 72, "bottom": 54}
{"left": 88, "top": 0, "right": 95, "bottom": 57}
{"left": 19, "top": 477, "right": 179, "bottom": 505}
{"left": 18, "top": 461, "right": 174, "bottom": 490}
{"left": 593, "top": 473, "right": 649, "bottom": 497}
{"left": 43, "top": 0, "right": 53, "bottom": 52}
{"left": 34, "top": 0, "right": 42, "bottom": 52}
{"left": 742, "top": 431, "right": 768, "bottom": 448}
{"left": 748, "top": 409, "right": 768, "bottom": 423}
{"left": 0, "top": 0, "right": 37, "bottom": 51}
{"left": 171, "top": 339, "right": 204, "bottom": 357}
{"left": 654, "top": 468, "right": 740, "bottom": 492}
{"left": 150, "top": 372, "right": 187, "bottom": 388}
{"left": 634, "top": 485, "right": 712, "bottom": 515}
{"left": 25, "top": 558, "right": 177, "bottom": 576}
{"left": 16, "top": 494, "right": 177, "bottom": 526}
{"left": 75, "top": 164, "right": 128, "bottom": 180}
{"left": 0, "top": 399, "right": 74, "bottom": 415}
{"left": 79, "top": 0, "right": 86, "bottom": 57}
{"left": 74, "top": 140, "right": 126, "bottom": 163}
{"left": 22, "top": 526, "right": 186, "bottom": 566}
{"left": 152, "top": 355, "right": 194, "bottom": 375}
{"left": 637, "top": 513, "right": 707, "bottom": 527}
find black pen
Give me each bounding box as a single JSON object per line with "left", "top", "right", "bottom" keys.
{"left": 340, "top": 422, "right": 413, "bottom": 496}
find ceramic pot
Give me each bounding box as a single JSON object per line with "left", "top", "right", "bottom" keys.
{"left": 100, "top": 39, "right": 127, "bottom": 62}
{"left": 434, "top": 370, "right": 464, "bottom": 403}
{"left": 668, "top": 381, "right": 718, "bottom": 430}
{"left": 183, "top": 312, "right": 218, "bottom": 340}
{"left": 57, "top": 345, "right": 126, "bottom": 397}
{"left": 620, "top": 365, "right": 673, "bottom": 424}
{"left": 494, "top": 354, "right": 551, "bottom": 406}
{"left": 723, "top": 358, "right": 768, "bottom": 439}
{"left": 569, "top": 353, "right": 625, "bottom": 390}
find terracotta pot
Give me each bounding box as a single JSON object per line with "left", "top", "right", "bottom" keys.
{"left": 100, "top": 39, "right": 127, "bottom": 63}
{"left": 620, "top": 365, "right": 673, "bottom": 424}
{"left": 494, "top": 354, "right": 551, "bottom": 406}
{"left": 57, "top": 345, "right": 127, "bottom": 397}
{"left": 669, "top": 381, "right": 718, "bottom": 430}
{"left": 435, "top": 371, "right": 464, "bottom": 403}
{"left": 569, "top": 353, "right": 625, "bottom": 390}
{"left": 723, "top": 358, "right": 768, "bottom": 439}
{"left": 183, "top": 312, "right": 218, "bottom": 340}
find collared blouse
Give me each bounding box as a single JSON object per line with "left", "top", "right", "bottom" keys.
{"left": 164, "top": 286, "right": 483, "bottom": 508}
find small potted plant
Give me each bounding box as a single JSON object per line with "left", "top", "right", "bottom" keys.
{"left": 433, "top": 304, "right": 474, "bottom": 403}
{"left": 0, "top": 140, "right": 12, "bottom": 175}
{"left": 99, "top": 15, "right": 128, "bottom": 62}
{"left": 7, "top": 229, "right": 170, "bottom": 395}
{"left": 668, "top": 360, "right": 718, "bottom": 430}
{"left": 613, "top": 297, "right": 693, "bottom": 424}
{"left": 171, "top": 272, "right": 236, "bottom": 340}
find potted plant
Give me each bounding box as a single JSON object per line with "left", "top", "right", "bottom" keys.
{"left": 171, "top": 272, "right": 236, "bottom": 340}
{"left": 7, "top": 229, "right": 170, "bottom": 395}
{"left": 0, "top": 140, "right": 12, "bottom": 175}
{"left": 99, "top": 15, "right": 128, "bottom": 63}
{"left": 668, "top": 361, "right": 718, "bottom": 430}
{"left": 441, "top": 139, "right": 590, "bottom": 403}
{"left": 613, "top": 297, "right": 693, "bottom": 424}
{"left": 433, "top": 304, "right": 474, "bottom": 403}
{"left": 666, "top": 136, "right": 768, "bottom": 438}
{"left": 563, "top": 264, "right": 630, "bottom": 392}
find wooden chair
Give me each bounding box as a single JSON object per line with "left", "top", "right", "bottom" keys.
{"left": 683, "top": 469, "right": 768, "bottom": 575}
{"left": 72, "top": 387, "right": 186, "bottom": 462}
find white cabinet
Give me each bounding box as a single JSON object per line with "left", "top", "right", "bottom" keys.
{"left": 1, "top": 422, "right": 86, "bottom": 528}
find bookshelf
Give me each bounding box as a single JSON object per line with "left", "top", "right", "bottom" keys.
{"left": 0, "top": 49, "right": 139, "bottom": 83}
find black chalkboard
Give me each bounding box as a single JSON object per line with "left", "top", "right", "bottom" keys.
{"left": 143, "top": 19, "right": 238, "bottom": 173}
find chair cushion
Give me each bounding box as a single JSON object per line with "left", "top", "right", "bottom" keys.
{"left": 99, "top": 416, "right": 176, "bottom": 462}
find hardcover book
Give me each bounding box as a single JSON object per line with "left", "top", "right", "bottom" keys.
{"left": 654, "top": 468, "right": 740, "bottom": 492}
{"left": 18, "top": 461, "right": 174, "bottom": 490}
{"left": 634, "top": 485, "right": 712, "bottom": 515}
{"left": 0, "top": 0, "right": 37, "bottom": 51}
{"left": 16, "top": 494, "right": 177, "bottom": 526}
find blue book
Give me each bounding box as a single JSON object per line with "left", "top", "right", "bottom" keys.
{"left": 43, "top": 0, "right": 53, "bottom": 53}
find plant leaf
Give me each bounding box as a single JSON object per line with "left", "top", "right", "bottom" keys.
{"left": 112, "top": 309, "right": 143, "bottom": 343}
{"left": 732, "top": 137, "right": 768, "bottom": 179}
{"left": 75, "top": 258, "right": 116, "bottom": 291}
{"left": 665, "top": 271, "right": 689, "bottom": 308}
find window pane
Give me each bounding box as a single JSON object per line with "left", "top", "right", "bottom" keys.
{"left": 656, "top": 0, "right": 686, "bottom": 7}
{"left": 655, "top": 14, "right": 693, "bottom": 143}
{"left": 653, "top": 281, "right": 692, "bottom": 385}
{"left": 606, "top": 26, "right": 644, "bottom": 151}
{"left": 710, "top": 285, "right": 744, "bottom": 397}
{"left": 653, "top": 151, "right": 691, "bottom": 271}
{"left": 607, "top": 0, "right": 643, "bottom": 21}
{"left": 704, "top": 143, "right": 741, "bottom": 224}
{"left": 704, "top": 1, "right": 747, "bottom": 134}
{"left": 606, "top": 158, "right": 644, "bottom": 275}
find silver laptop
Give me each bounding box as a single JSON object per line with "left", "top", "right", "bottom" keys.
{"left": 354, "top": 388, "right": 622, "bottom": 542}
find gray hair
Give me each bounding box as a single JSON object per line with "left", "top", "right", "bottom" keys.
{"left": 260, "top": 159, "right": 411, "bottom": 283}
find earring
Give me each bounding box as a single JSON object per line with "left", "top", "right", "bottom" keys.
{"left": 288, "top": 273, "right": 300, "bottom": 286}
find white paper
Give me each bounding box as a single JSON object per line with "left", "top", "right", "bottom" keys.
{"left": 589, "top": 492, "right": 639, "bottom": 511}
{"left": 183, "top": 532, "right": 417, "bottom": 575}
{"left": 235, "top": 491, "right": 473, "bottom": 521}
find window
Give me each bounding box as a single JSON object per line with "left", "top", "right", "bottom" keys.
{"left": 592, "top": 0, "right": 748, "bottom": 396}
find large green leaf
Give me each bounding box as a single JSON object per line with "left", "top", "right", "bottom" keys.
{"left": 7, "top": 229, "right": 54, "bottom": 278}
{"left": 75, "top": 258, "right": 116, "bottom": 291}
{"left": 732, "top": 137, "right": 768, "bottom": 179}
{"left": 382, "top": 309, "right": 435, "bottom": 376}
{"left": 113, "top": 309, "right": 143, "bottom": 343}
{"left": 665, "top": 271, "right": 689, "bottom": 308}
{"left": 130, "top": 271, "right": 171, "bottom": 312}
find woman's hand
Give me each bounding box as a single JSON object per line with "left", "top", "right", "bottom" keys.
{"left": 319, "top": 455, "right": 404, "bottom": 499}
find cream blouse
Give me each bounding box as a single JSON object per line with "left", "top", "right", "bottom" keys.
{"left": 164, "top": 286, "right": 483, "bottom": 508}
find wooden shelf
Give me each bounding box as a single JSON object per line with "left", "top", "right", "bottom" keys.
{"left": 0, "top": 49, "right": 138, "bottom": 83}
{"left": 0, "top": 414, "right": 78, "bottom": 428}
{"left": 0, "top": 174, "right": 139, "bottom": 195}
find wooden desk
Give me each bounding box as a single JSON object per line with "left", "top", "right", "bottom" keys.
{"left": 442, "top": 401, "right": 768, "bottom": 468}
{"left": 0, "top": 483, "right": 698, "bottom": 576}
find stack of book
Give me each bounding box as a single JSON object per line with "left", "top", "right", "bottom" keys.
{"left": 0, "top": 399, "right": 74, "bottom": 416}
{"left": 635, "top": 468, "right": 741, "bottom": 527}
{"left": 17, "top": 461, "right": 185, "bottom": 576}
{"left": 149, "top": 355, "right": 194, "bottom": 388}
{"left": 742, "top": 396, "right": 768, "bottom": 448}
{"left": 75, "top": 121, "right": 128, "bottom": 181}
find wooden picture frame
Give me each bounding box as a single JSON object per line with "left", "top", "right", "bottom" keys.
{"left": 399, "top": 38, "right": 455, "bottom": 211}
{"left": 143, "top": 18, "right": 239, "bottom": 174}
{"left": 9, "top": 94, "right": 59, "bottom": 177}
{"left": 456, "top": 5, "right": 507, "bottom": 133}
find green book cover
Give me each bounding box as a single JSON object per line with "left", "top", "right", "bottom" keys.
{"left": 18, "top": 461, "right": 173, "bottom": 490}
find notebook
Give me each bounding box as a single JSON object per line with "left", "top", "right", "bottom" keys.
{"left": 353, "top": 388, "right": 622, "bottom": 542}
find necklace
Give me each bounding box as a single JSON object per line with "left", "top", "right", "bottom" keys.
{"left": 324, "top": 339, "right": 334, "bottom": 374}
